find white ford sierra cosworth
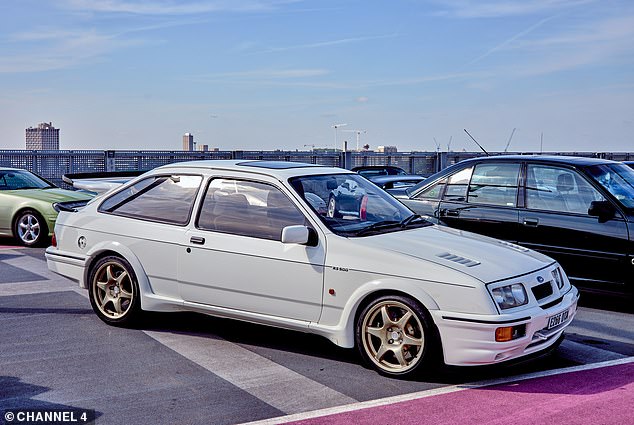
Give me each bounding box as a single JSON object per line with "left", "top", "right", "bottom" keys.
{"left": 46, "top": 160, "right": 579, "bottom": 377}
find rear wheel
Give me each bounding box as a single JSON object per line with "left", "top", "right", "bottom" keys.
{"left": 14, "top": 210, "right": 48, "bottom": 247}
{"left": 355, "top": 295, "right": 436, "bottom": 377}
{"left": 88, "top": 256, "right": 142, "bottom": 326}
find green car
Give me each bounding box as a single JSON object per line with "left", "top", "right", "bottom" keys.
{"left": 0, "top": 167, "right": 93, "bottom": 246}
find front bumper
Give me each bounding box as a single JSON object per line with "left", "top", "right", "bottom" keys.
{"left": 432, "top": 286, "right": 579, "bottom": 366}
{"left": 45, "top": 246, "right": 88, "bottom": 287}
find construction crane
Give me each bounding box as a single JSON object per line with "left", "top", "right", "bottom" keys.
{"left": 342, "top": 129, "right": 367, "bottom": 151}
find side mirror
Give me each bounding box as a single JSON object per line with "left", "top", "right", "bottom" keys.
{"left": 281, "top": 225, "right": 310, "bottom": 245}
{"left": 588, "top": 200, "right": 615, "bottom": 223}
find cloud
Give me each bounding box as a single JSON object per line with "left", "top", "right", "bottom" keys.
{"left": 257, "top": 33, "right": 398, "bottom": 53}
{"left": 467, "top": 14, "right": 558, "bottom": 65}
{"left": 191, "top": 68, "right": 330, "bottom": 80}
{"left": 0, "top": 28, "right": 144, "bottom": 73}
{"left": 356, "top": 96, "right": 369, "bottom": 103}
{"left": 432, "top": 0, "right": 594, "bottom": 18}
{"left": 63, "top": 0, "right": 301, "bottom": 15}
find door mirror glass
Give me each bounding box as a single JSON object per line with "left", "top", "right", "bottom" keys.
{"left": 588, "top": 200, "right": 616, "bottom": 222}
{"left": 281, "top": 225, "right": 310, "bottom": 244}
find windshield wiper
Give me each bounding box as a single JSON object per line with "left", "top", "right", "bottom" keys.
{"left": 399, "top": 214, "right": 431, "bottom": 228}
{"left": 354, "top": 220, "right": 401, "bottom": 236}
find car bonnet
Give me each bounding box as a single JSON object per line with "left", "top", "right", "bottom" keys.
{"left": 351, "top": 224, "right": 554, "bottom": 284}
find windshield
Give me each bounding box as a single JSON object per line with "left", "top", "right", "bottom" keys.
{"left": 290, "top": 173, "right": 429, "bottom": 236}
{"left": 585, "top": 163, "right": 634, "bottom": 209}
{"left": 0, "top": 170, "right": 55, "bottom": 190}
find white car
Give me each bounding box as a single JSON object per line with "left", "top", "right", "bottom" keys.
{"left": 46, "top": 160, "right": 579, "bottom": 378}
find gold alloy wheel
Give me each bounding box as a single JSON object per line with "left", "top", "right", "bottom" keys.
{"left": 92, "top": 261, "right": 134, "bottom": 319}
{"left": 361, "top": 300, "right": 425, "bottom": 374}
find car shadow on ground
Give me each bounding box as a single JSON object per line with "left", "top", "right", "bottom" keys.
{"left": 0, "top": 376, "right": 102, "bottom": 421}
{"left": 139, "top": 310, "right": 578, "bottom": 385}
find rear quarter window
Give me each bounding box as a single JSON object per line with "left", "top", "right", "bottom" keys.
{"left": 99, "top": 175, "right": 202, "bottom": 225}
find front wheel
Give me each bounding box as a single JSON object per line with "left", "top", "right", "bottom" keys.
{"left": 88, "top": 256, "right": 142, "bottom": 326}
{"left": 14, "top": 210, "right": 48, "bottom": 247}
{"left": 355, "top": 295, "right": 436, "bottom": 377}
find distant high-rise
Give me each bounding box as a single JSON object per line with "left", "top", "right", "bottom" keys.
{"left": 26, "top": 122, "right": 59, "bottom": 150}
{"left": 183, "top": 133, "right": 194, "bottom": 151}
{"left": 197, "top": 144, "right": 208, "bottom": 152}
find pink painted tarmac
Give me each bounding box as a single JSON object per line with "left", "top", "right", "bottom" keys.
{"left": 289, "top": 363, "right": 634, "bottom": 425}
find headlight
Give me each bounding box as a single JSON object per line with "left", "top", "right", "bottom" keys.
{"left": 552, "top": 267, "right": 564, "bottom": 289}
{"left": 492, "top": 284, "right": 528, "bottom": 310}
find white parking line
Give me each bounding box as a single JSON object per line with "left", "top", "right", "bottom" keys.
{"left": 143, "top": 330, "right": 358, "bottom": 415}
{"left": 240, "top": 356, "right": 634, "bottom": 425}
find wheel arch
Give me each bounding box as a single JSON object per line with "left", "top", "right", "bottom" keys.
{"left": 83, "top": 242, "right": 153, "bottom": 310}
{"left": 323, "top": 279, "right": 442, "bottom": 349}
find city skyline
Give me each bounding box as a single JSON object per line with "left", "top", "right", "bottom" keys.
{"left": 1, "top": 1, "right": 633, "bottom": 152}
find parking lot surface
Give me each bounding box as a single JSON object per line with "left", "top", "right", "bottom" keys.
{"left": 1, "top": 243, "right": 633, "bottom": 425}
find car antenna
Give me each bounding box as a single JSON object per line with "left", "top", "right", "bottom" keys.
{"left": 463, "top": 129, "right": 490, "bottom": 156}
{"left": 503, "top": 128, "right": 516, "bottom": 153}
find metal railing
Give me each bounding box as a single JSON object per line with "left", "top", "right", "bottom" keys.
{"left": 1, "top": 149, "right": 632, "bottom": 189}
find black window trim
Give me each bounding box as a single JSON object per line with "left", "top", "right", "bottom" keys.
{"left": 97, "top": 173, "right": 204, "bottom": 227}
{"left": 522, "top": 162, "right": 624, "bottom": 218}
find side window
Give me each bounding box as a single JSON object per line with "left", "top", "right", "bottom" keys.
{"left": 415, "top": 178, "right": 446, "bottom": 200}
{"left": 468, "top": 163, "right": 520, "bottom": 206}
{"left": 526, "top": 165, "right": 604, "bottom": 214}
{"left": 443, "top": 167, "right": 473, "bottom": 201}
{"left": 99, "top": 175, "right": 202, "bottom": 225}
{"left": 197, "top": 179, "right": 307, "bottom": 241}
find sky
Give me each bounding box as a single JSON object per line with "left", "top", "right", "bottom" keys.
{"left": 1, "top": 0, "right": 633, "bottom": 153}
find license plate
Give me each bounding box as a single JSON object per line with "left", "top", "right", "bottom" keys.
{"left": 547, "top": 309, "right": 569, "bottom": 330}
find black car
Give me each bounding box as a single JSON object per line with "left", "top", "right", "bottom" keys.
{"left": 351, "top": 165, "right": 408, "bottom": 177}
{"left": 370, "top": 175, "right": 426, "bottom": 190}
{"left": 395, "top": 155, "right": 634, "bottom": 297}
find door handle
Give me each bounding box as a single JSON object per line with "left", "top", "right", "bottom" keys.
{"left": 190, "top": 236, "right": 205, "bottom": 245}
{"left": 523, "top": 218, "right": 539, "bottom": 227}
{"left": 445, "top": 209, "right": 460, "bottom": 217}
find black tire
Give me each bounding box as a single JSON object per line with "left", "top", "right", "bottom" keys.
{"left": 88, "top": 256, "right": 142, "bottom": 326}
{"left": 13, "top": 209, "right": 48, "bottom": 247}
{"left": 355, "top": 295, "right": 438, "bottom": 378}
{"left": 327, "top": 195, "right": 341, "bottom": 218}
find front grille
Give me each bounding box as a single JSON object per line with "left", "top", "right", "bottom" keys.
{"left": 532, "top": 281, "right": 554, "bottom": 301}
{"left": 541, "top": 296, "right": 563, "bottom": 310}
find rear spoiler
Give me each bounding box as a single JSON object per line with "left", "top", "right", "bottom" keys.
{"left": 62, "top": 170, "right": 147, "bottom": 194}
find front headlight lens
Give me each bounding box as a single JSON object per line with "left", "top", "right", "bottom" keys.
{"left": 492, "top": 284, "right": 528, "bottom": 310}
{"left": 552, "top": 267, "right": 564, "bottom": 289}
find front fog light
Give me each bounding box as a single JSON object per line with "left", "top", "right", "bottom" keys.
{"left": 492, "top": 284, "right": 528, "bottom": 310}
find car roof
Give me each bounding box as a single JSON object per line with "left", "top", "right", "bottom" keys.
{"left": 155, "top": 160, "right": 353, "bottom": 179}
{"left": 454, "top": 154, "right": 617, "bottom": 167}
{"left": 370, "top": 175, "right": 424, "bottom": 183}
{"left": 351, "top": 165, "right": 405, "bottom": 171}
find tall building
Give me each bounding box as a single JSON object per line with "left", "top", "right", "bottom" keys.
{"left": 197, "top": 144, "right": 209, "bottom": 152}
{"left": 183, "top": 133, "right": 194, "bottom": 151}
{"left": 25, "top": 122, "right": 59, "bottom": 150}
